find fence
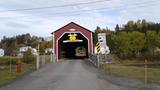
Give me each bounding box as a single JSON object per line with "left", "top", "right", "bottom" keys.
{"left": 38, "top": 54, "right": 55, "bottom": 68}
{"left": 88, "top": 54, "right": 160, "bottom": 89}
{"left": 0, "top": 54, "right": 55, "bottom": 86}
{"left": 88, "top": 54, "right": 109, "bottom": 68}
{"left": 88, "top": 54, "right": 98, "bottom": 67}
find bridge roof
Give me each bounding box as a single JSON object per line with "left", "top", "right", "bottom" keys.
{"left": 51, "top": 22, "right": 93, "bottom": 34}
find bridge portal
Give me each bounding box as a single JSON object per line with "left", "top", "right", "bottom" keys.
{"left": 51, "top": 22, "right": 94, "bottom": 61}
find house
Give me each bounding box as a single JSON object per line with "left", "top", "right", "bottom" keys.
{"left": 19, "top": 46, "right": 32, "bottom": 53}
{"left": 18, "top": 46, "right": 38, "bottom": 56}
{"left": 45, "top": 48, "right": 53, "bottom": 54}
{"left": 32, "top": 48, "right": 38, "bottom": 55}
{"left": 0, "top": 49, "right": 4, "bottom": 57}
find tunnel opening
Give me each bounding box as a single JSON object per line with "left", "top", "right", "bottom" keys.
{"left": 58, "top": 33, "right": 88, "bottom": 59}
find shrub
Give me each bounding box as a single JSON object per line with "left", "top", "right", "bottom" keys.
{"left": 22, "top": 49, "right": 36, "bottom": 64}
{"left": 22, "top": 55, "right": 36, "bottom": 64}
{"left": 0, "top": 56, "right": 18, "bottom": 65}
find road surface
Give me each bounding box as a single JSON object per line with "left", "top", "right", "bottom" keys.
{"left": 0, "top": 60, "right": 132, "bottom": 90}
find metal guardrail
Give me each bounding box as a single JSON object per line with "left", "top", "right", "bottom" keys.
{"left": 88, "top": 54, "right": 99, "bottom": 67}
{"left": 88, "top": 53, "right": 107, "bottom": 67}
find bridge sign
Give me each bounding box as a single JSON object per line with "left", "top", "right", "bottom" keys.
{"left": 96, "top": 42, "right": 100, "bottom": 54}
{"left": 98, "top": 33, "right": 106, "bottom": 47}
{"left": 97, "top": 33, "right": 110, "bottom": 54}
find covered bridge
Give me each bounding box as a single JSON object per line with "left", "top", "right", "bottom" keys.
{"left": 51, "top": 22, "right": 94, "bottom": 61}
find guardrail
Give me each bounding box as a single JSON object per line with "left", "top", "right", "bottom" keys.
{"left": 88, "top": 54, "right": 99, "bottom": 67}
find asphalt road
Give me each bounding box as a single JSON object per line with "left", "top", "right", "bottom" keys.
{"left": 0, "top": 60, "right": 132, "bottom": 90}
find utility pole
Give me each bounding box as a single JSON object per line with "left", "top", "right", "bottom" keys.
{"left": 36, "top": 43, "right": 40, "bottom": 70}
{"left": 145, "top": 59, "right": 148, "bottom": 85}
{"left": 36, "top": 39, "right": 41, "bottom": 70}
{"left": 97, "top": 54, "right": 100, "bottom": 68}
{"left": 9, "top": 56, "right": 12, "bottom": 73}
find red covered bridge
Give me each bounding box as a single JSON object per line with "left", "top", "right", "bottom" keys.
{"left": 51, "top": 22, "right": 94, "bottom": 61}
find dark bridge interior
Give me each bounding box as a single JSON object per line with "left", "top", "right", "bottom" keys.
{"left": 59, "top": 33, "right": 88, "bottom": 59}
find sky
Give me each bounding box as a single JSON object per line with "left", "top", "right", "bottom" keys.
{"left": 0, "top": 0, "right": 160, "bottom": 40}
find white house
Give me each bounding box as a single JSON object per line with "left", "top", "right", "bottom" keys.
{"left": 31, "top": 48, "right": 38, "bottom": 55}
{"left": 18, "top": 46, "right": 38, "bottom": 56}
{"left": 0, "top": 49, "right": 4, "bottom": 57}
{"left": 45, "top": 48, "right": 53, "bottom": 54}
{"left": 19, "top": 46, "right": 32, "bottom": 52}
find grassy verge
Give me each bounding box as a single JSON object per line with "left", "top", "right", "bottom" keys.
{"left": 101, "top": 63, "right": 160, "bottom": 85}
{"left": 0, "top": 55, "right": 49, "bottom": 86}
{"left": 0, "top": 69, "right": 26, "bottom": 86}
{"left": 0, "top": 63, "right": 35, "bottom": 86}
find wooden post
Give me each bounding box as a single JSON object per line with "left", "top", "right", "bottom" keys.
{"left": 36, "top": 43, "right": 40, "bottom": 70}
{"left": 97, "top": 54, "right": 100, "bottom": 68}
{"left": 50, "top": 53, "right": 53, "bottom": 63}
{"left": 145, "top": 59, "right": 148, "bottom": 85}
{"left": 9, "top": 56, "right": 12, "bottom": 73}
{"left": 42, "top": 55, "right": 45, "bottom": 65}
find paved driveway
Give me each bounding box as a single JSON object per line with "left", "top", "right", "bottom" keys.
{"left": 0, "top": 60, "right": 132, "bottom": 90}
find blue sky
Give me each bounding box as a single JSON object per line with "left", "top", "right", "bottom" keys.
{"left": 0, "top": 0, "right": 160, "bottom": 40}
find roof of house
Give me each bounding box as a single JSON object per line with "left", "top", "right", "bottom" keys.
{"left": 51, "top": 22, "right": 93, "bottom": 34}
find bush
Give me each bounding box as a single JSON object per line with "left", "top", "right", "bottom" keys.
{"left": 22, "top": 55, "right": 36, "bottom": 64}
{"left": 21, "top": 48, "right": 36, "bottom": 64}
{"left": 0, "top": 56, "right": 18, "bottom": 65}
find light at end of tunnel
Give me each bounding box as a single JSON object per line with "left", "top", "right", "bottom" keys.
{"left": 63, "top": 40, "right": 83, "bottom": 43}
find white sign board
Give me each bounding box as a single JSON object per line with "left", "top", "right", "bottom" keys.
{"left": 0, "top": 49, "right": 4, "bottom": 57}
{"left": 94, "top": 46, "right": 110, "bottom": 54}
{"left": 98, "top": 33, "right": 106, "bottom": 47}
{"left": 97, "top": 33, "right": 110, "bottom": 54}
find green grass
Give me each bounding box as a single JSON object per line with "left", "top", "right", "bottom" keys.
{"left": 0, "top": 55, "right": 51, "bottom": 86}
{"left": 0, "top": 66, "right": 29, "bottom": 86}
{"left": 0, "top": 69, "right": 22, "bottom": 86}
{"left": 101, "top": 63, "right": 160, "bottom": 85}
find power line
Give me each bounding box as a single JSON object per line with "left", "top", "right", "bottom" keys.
{"left": 0, "top": 0, "right": 111, "bottom": 12}
{"left": 48, "top": 0, "right": 160, "bottom": 16}
{"left": 1, "top": 0, "right": 158, "bottom": 19}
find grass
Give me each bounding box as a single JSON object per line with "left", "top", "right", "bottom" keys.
{"left": 0, "top": 68, "right": 25, "bottom": 86}
{"left": 101, "top": 63, "right": 160, "bottom": 85}
{"left": 0, "top": 56, "right": 21, "bottom": 65}
{"left": 0, "top": 55, "right": 50, "bottom": 86}
{"left": 0, "top": 64, "right": 32, "bottom": 86}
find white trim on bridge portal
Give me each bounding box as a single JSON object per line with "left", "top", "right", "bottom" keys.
{"left": 56, "top": 31, "right": 90, "bottom": 61}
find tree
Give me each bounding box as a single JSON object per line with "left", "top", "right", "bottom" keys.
{"left": 115, "top": 24, "right": 120, "bottom": 32}
{"left": 11, "top": 40, "right": 19, "bottom": 56}
{"left": 140, "top": 19, "right": 148, "bottom": 33}
{"left": 146, "top": 31, "right": 160, "bottom": 55}
{"left": 112, "top": 31, "right": 146, "bottom": 57}
{"left": 94, "top": 26, "right": 102, "bottom": 45}
{"left": 39, "top": 42, "right": 45, "bottom": 54}
{"left": 127, "top": 20, "right": 135, "bottom": 31}
{"left": 44, "top": 41, "right": 53, "bottom": 48}
{"left": 122, "top": 20, "right": 135, "bottom": 32}
{"left": 129, "top": 31, "right": 146, "bottom": 56}
{"left": 23, "top": 48, "right": 36, "bottom": 64}
{"left": 112, "top": 32, "right": 132, "bottom": 55}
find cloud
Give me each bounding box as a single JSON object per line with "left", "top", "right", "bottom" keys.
{"left": 5, "top": 22, "right": 30, "bottom": 28}
{"left": 0, "top": 0, "right": 160, "bottom": 40}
